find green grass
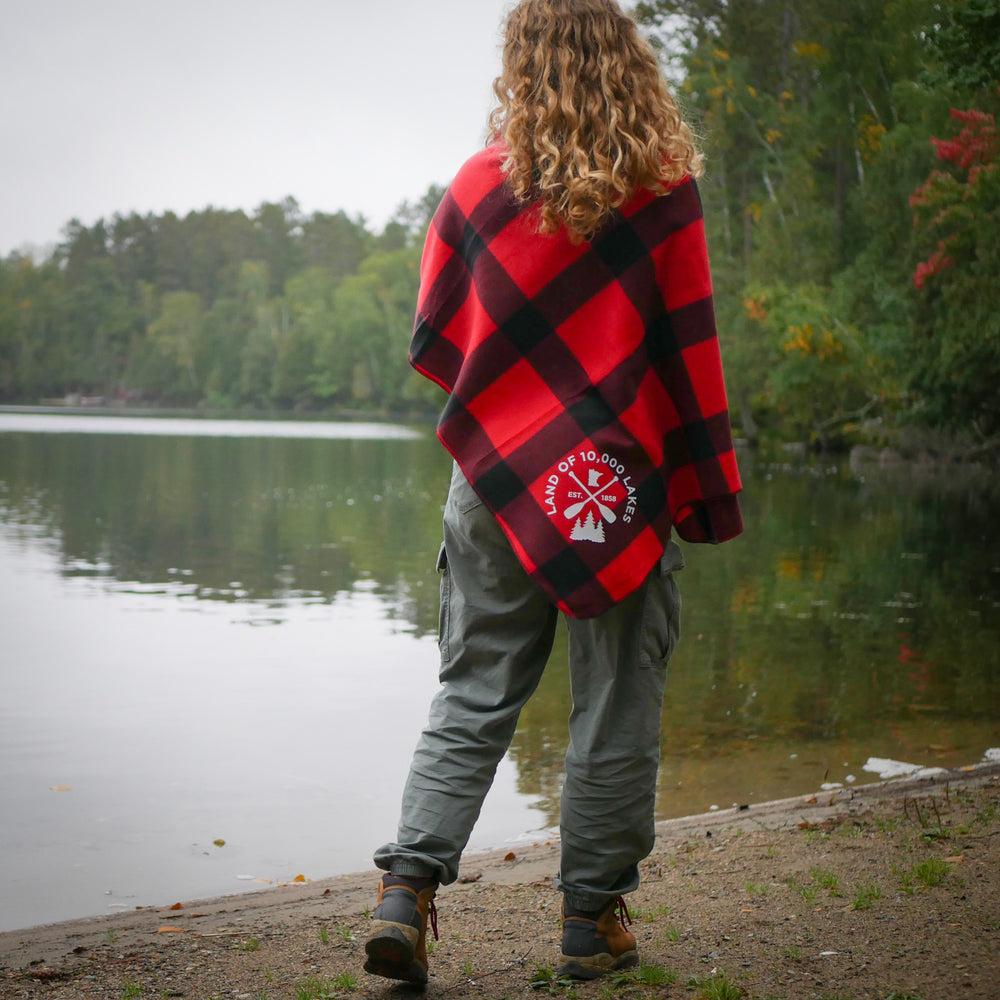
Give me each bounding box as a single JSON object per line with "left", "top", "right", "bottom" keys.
{"left": 529, "top": 966, "right": 577, "bottom": 993}
{"left": 293, "top": 975, "right": 357, "bottom": 999}
{"left": 810, "top": 867, "right": 842, "bottom": 896}
{"left": 897, "top": 857, "right": 952, "bottom": 893}
{"left": 121, "top": 982, "right": 142, "bottom": 1000}
{"left": 788, "top": 877, "right": 819, "bottom": 903}
{"left": 976, "top": 801, "right": 998, "bottom": 826}
{"left": 911, "top": 858, "right": 952, "bottom": 888}
{"left": 874, "top": 816, "right": 902, "bottom": 834}
{"left": 631, "top": 962, "right": 678, "bottom": 986}
{"left": 294, "top": 978, "right": 329, "bottom": 1000}
{"left": 687, "top": 971, "right": 744, "bottom": 999}
{"left": 851, "top": 880, "right": 883, "bottom": 910}
{"left": 238, "top": 937, "right": 260, "bottom": 952}
{"left": 803, "top": 830, "right": 832, "bottom": 844}
{"left": 317, "top": 925, "right": 329, "bottom": 944}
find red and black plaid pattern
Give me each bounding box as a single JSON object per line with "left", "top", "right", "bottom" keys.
{"left": 411, "top": 143, "right": 742, "bottom": 618}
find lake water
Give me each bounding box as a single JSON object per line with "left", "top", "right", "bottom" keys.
{"left": 1, "top": 411, "right": 998, "bottom": 932}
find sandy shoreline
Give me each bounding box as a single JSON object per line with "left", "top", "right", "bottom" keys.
{"left": 3, "top": 761, "right": 999, "bottom": 998}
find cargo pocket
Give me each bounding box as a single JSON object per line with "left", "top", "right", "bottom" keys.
{"left": 638, "top": 542, "right": 683, "bottom": 670}
{"left": 451, "top": 461, "right": 483, "bottom": 515}
{"left": 436, "top": 541, "right": 451, "bottom": 662}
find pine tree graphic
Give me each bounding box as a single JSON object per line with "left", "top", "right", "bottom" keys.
{"left": 570, "top": 510, "right": 606, "bottom": 543}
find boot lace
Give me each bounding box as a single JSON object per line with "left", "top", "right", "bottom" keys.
{"left": 614, "top": 896, "right": 632, "bottom": 928}
{"left": 428, "top": 898, "right": 439, "bottom": 940}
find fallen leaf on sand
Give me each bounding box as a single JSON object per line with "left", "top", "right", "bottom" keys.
{"left": 50, "top": 786, "right": 72, "bottom": 792}
{"left": 157, "top": 926, "right": 187, "bottom": 934}
{"left": 504, "top": 852, "right": 517, "bottom": 862}
{"left": 169, "top": 903, "right": 183, "bottom": 911}
{"left": 26, "top": 968, "right": 66, "bottom": 982}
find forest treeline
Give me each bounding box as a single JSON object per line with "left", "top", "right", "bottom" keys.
{"left": 1, "top": 0, "right": 998, "bottom": 452}
{"left": 0, "top": 189, "right": 445, "bottom": 415}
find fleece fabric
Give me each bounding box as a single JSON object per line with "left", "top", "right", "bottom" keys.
{"left": 410, "top": 143, "right": 742, "bottom": 618}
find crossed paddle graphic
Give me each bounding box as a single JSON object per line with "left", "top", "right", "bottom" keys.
{"left": 563, "top": 470, "right": 620, "bottom": 523}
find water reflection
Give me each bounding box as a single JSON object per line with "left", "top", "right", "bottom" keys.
{"left": 511, "top": 461, "right": 1000, "bottom": 817}
{"left": 0, "top": 411, "right": 424, "bottom": 439}
{"left": 0, "top": 420, "right": 448, "bottom": 635}
{"left": 1, "top": 418, "right": 999, "bottom": 929}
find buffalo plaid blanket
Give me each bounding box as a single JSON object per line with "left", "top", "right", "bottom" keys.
{"left": 411, "top": 143, "right": 742, "bottom": 618}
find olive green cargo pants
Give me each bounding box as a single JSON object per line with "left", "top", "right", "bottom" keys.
{"left": 374, "top": 463, "right": 682, "bottom": 910}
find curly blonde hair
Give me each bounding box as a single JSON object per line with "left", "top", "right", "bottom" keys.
{"left": 489, "top": 0, "right": 702, "bottom": 241}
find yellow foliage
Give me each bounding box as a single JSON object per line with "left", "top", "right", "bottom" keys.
{"left": 766, "top": 129, "right": 783, "bottom": 144}
{"left": 748, "top": 85, "right": 757, "bottom": 98}
{"left": 743, "top": 293, "right": 767, "bottom": 319}
{"left": 777, "top": 558, "right": 803, "bottom": 579}
{"left": 777, "top": 554, "right": 826, "bottom": 583}
{"left": 858, "top": 116, "right": 887, "bottom": 161}
{"left": 793, "top": 40, "right": 828, "bottom": 61}
{"left": 783, "top": 323, "right": 814, "bottom": 354}
{"left": 730, "top": 582, "right": 759, "bottom": 613}
{"left": 713, "top": 48, "right": 730, "bottom": 60}
{"left": 784, "top": 323, "right": 843, "bottom": 360}
{"left": 816, "top": 329, "right": 842, "bottom": 361}
{"left": 727, "top": 99, "right": 736, "bottom": 115}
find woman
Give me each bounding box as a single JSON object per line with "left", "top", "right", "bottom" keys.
{"left": 364, "top": 0, "right": 743, "bottom": 984}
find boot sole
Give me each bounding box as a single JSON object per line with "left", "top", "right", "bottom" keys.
{"left": 557, "top": 950, "right": 639, "bottom": 980}
{"left": 364, "top": 927, "right": 428, "bottom": 986}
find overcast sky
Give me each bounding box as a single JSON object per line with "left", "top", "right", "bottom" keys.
{"left": 1, "top": 0, "right": 521, "bottom": 257}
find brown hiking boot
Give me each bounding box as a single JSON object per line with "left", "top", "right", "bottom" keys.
{"left": 363, "top": 875, "right": 438, "bottom": 986}
{"left": 556, "top": 896, "right": 638, "bottom": 979}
